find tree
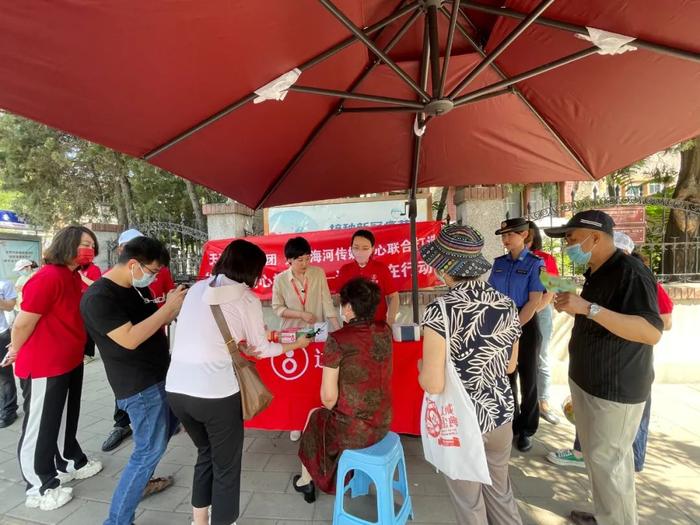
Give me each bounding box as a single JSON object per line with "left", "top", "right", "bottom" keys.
{"left": 184, "top": 179, "right": 206, "bottom": 231}
{"left": 663, "top": 137, "right": 700, "bottom": 277}
{"left": 0, "top": 112, "right": 225, "bottom": 229}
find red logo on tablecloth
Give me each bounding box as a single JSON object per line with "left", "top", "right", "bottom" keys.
{"left": 270, "top": 349, "right": 309, "bottom": 381}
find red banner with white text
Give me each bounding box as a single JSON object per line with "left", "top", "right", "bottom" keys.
{"left": 198, "top": 222, "right": 443, "bottom": 299}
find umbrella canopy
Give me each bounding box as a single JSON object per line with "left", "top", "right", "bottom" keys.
{"left": 1, "top": 0, "right": 699, "bottom": 211}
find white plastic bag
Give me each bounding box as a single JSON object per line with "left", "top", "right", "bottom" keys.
{"left": 420, "top": 298, "right": 491, "bottom": 483}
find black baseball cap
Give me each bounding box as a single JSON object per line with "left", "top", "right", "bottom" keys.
{"left": 544, "top": 210, "right": 615, "bottom": 238}
{"left": 494, "top": 217, "right": 529, "bottom": 235}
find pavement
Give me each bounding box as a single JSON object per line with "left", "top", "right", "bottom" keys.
{"left": 0, "top": 360, "right": 698, "bottom": 525}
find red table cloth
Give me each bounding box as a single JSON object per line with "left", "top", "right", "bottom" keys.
{"left": 245, "top": 340, "right": 423, "bottom": 435}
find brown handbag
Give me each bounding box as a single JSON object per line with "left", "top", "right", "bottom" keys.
{"left": 210, "top": 304, "right": 274, "bottom": 420}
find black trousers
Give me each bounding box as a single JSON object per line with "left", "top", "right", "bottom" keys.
{"left": 0, "top": 330, "right": 18, "bottom": 420}
{"left": 508, "top": 314, "right": 541, "bottom": 437}
{"left": 17, "top": 365, "right": 88, "bottom": 495}
{"left": 167, "top": 391, "right": 243, "bottom": 525}
{"left": 83, "top": 335, "right": 95, "bottom": 358}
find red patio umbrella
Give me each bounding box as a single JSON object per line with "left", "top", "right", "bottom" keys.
{"left": 1, "top": 0, "right": 699, "bottom": 320}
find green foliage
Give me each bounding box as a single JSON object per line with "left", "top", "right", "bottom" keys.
{"left": 0, "top": 112, "right": 225, "bottom": 228}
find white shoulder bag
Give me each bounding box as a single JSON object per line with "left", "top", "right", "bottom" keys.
{"left": 420, "top": 298, "right": 491, "bottom": 483}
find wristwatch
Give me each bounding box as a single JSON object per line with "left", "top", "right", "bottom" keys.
{"left": 587, "top": 303, "right": 602, "bottom": 319}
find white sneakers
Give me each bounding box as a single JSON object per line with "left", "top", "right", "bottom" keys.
{"left": 290, "top": 430, "right": 302, "bottom": 441}
{"left": 56, "top": 458, "right": 103, "bottom": 484}
{"left": 27, "top": 459, "right": 104, "bottom": 510}
{"left": 25, "top": 486, "right": 73, "bottom": 511}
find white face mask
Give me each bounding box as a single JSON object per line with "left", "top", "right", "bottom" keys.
{"left": 352, "top": 248, "right": 371, "bottom": 266}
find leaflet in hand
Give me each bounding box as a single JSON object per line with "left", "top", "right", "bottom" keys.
{"left": 540, "top": 272, "right": 577, "bottom": 293}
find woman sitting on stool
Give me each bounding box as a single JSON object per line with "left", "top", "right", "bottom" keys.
{"left": 293, "top": 277, "right": 393, "bottom": 503}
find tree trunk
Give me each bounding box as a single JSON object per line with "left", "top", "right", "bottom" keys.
{"left": 113, "top": 152, "right": 136, "bottom": 225}
{"left": 184, "top": 178, "right": 206, "bottom": 231}
{"left": 435, "top": 186, "right": 449, "bottom": 221}
{"left": 663, "top": 137, "right": 700, "bottom": 278}
{"left": 113, "top": 178, "right": 128, "bottom": 228}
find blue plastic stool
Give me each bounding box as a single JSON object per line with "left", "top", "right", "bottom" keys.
{"left": 333, "top": 432, "right": 413, "bottom": 525}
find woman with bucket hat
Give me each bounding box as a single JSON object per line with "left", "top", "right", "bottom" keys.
{"left": 488, "top": 218, "right": 546, "bottom": 452}
{"left": 419, "top": 224, "right": 523, "bottom": 525}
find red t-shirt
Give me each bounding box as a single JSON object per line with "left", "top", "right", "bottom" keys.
{"left": 79, "top": 263, "right": 102, "bottom": 293}
{"left": 533, "top": 249, "right": 559, "bottom": 276}
{"left": 148, "top": 266, "right": 175, "bottom": 308}
{"left": 15, "top": 265, "right": 87, "bottom": 379}
{"left": 656, "top": 283, "right": 674, "bottom": 315}
{"left": 335, "top": 259, "right": 398, "bottom": 322}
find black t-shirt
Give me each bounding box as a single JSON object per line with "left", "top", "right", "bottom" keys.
{"left": 569, "top": 249, "right": 663, "bottom": 404}
{"left": 80, "top": 278, "right": 170, "bottom": 400}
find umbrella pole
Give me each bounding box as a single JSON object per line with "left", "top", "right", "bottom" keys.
{"left": 409, "top": 190, "right": 420, "bottom": 324}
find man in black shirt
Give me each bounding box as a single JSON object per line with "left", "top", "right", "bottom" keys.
{"left": 81, "top": 237, "right": 186, "bottom": 525}
{"left": 545, "top": 210, "right": 662, "bottom": 525}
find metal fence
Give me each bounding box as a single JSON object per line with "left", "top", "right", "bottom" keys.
{"left": 529, "top": 196, "right": 700, "bottom": 283}
{"left": 107, "top": 222, "right": 207, "bottom": 282}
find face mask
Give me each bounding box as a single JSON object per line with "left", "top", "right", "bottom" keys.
{"left": 18, "top": 268, "right": 31, "bottom": 276}
{"left": 75, "top": 246, "right": 95, "bottom": 266}
{"left": 352, "top": 249, "right": 371, "bottom": 266}
{"left": 566, "top": 235, "right": 593, "bottom": 268}
{"left": 131, "top": 264, "right": 157, "bottom": 288}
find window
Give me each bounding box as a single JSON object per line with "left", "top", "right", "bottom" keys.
{"left": 626, "top": 185, "right": 642, "bottom": 198}
{"left": 647, "top": 183, "right": 663, "bottom": 195}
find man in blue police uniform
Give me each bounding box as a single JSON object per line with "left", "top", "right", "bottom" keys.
{"left": 488, "top": 217, "right": 545, "bottom": 452}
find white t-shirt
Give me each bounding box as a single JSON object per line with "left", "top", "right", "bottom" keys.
{"left": 0, "top": 280, "right": 18, "bottom": 333}
{"left": 166, "top": 275, "right": 283, "bottom": 399}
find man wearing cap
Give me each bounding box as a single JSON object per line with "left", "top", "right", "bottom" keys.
{"left": 0, "top": 277, "right": 18, "bottom": 427}
{"left": 488, "top": 217, "right": 545, "bottom": 452}
{"left": 545, "top": 210, "right": 663, "bottom": 525}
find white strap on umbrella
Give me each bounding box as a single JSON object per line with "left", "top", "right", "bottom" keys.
{"left": 576, "top": 27, "right": 637, "bottom": 55}
{"left": 253, "top": 68, "right": 302, "bottom": 104}
{"left": 413, "top": 115, "right": 427, "bottom": 137}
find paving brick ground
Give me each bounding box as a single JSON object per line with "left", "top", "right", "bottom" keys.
{"left": 0, "top": 360, "right": 698, "bottom": 524}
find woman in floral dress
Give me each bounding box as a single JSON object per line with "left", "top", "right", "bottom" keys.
{"left": 293, "top": 277, "right": 393, "bottom": 502}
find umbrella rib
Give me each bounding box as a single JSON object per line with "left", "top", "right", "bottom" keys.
{"left": 289, "top": 85, "right": 424, "bottom": 108}
{"left": 254, "top": 2, "right": 422, "bottom": 210}
{"left": 301, "top": 1, "right": 421, "bottom": 71}
{"left": 453, "top": 47, "right": 599, "bottom": 106}
{"left": 457, "top": 1, "right": 700, "bottom": 64}
{"left": 143, "top": 93, "right": 256, "bottom": 160}
{"left": 143, "top": 1, "right": 419, "bottom": 161}
{"left": 426, "top": 5, "right": 441, "bottom": 97}
{"left": 438, "top": 0, "right": 461, "bottom": 98}
{"left": 441, "top": 6, "right": 595, "bottom": 181}
{"left": 342, "top": 106, "right": 425, "bottom": 113}
{"left": 447, "top": 0, "right": 555, "bottom": 100}
{"left": 318, "top": 0, "right": 431, "bottom": 102}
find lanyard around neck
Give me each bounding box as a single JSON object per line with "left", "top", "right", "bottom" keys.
{"left": 291, "top": 276, "right": 308, "bottom": 309}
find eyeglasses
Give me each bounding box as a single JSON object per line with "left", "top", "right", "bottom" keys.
{"left": 140, "top": 263, "right": 162, "bottom": 276}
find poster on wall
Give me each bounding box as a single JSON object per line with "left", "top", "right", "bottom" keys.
{"left": 0, "top": 237, "right": 41, "bottom": 282}
{"left": 265, "top": 194, "right": 432, "bottom": 234}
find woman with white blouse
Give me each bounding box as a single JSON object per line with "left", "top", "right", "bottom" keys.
{"left": 166, "top": 239, "right": 311, "bottom": 525}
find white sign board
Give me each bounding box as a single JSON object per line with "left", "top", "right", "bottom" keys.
{"left": 266, "top": 195, "right": 431, "bottom": 234}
